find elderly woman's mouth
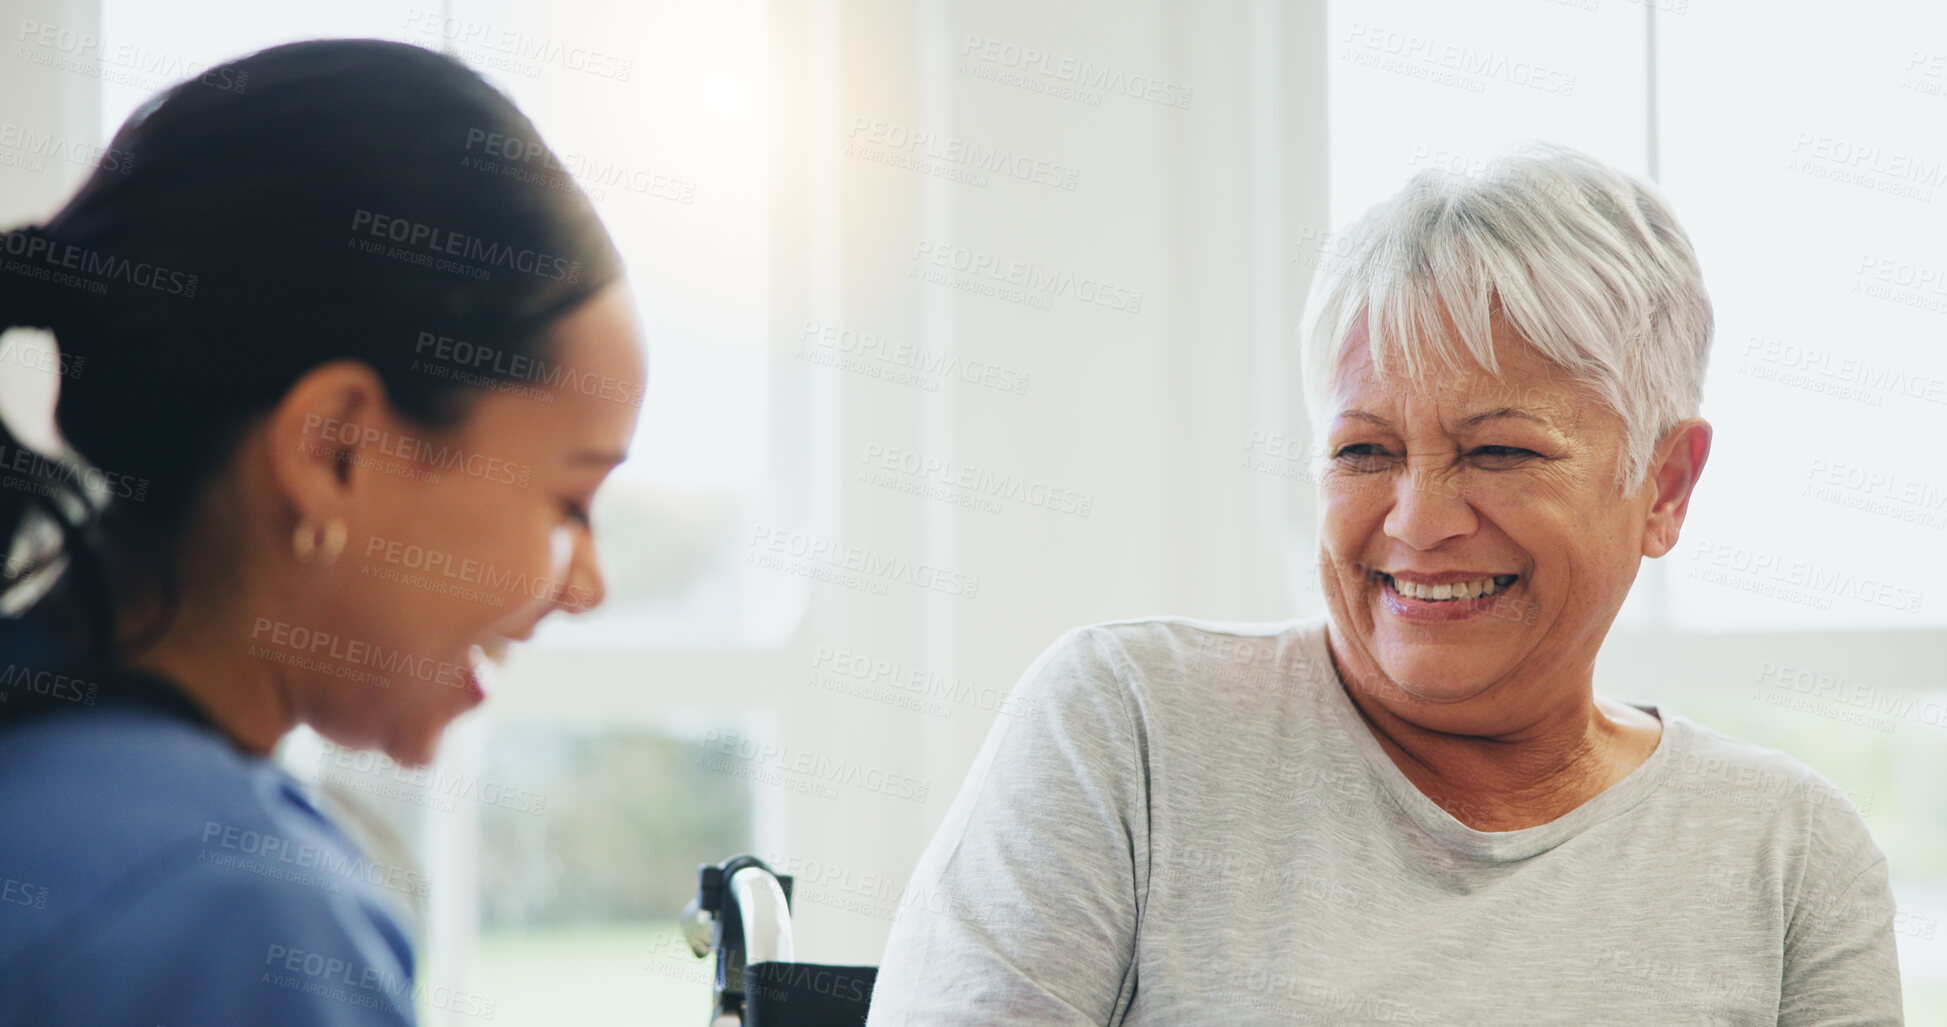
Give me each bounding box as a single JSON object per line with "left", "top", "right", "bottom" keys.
{"left": 1373, "top": 571, "right": 1520, "bottom": 603}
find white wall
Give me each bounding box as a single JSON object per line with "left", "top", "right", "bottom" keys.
{"left": 499, "top": 0, "right": 1332, "bottom": 966}
{"left": 0, "top": 0, "right": 99, "bottom": 451}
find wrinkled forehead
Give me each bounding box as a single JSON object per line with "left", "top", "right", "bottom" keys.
{"left": 1327, "top": 316, "right": 1588, "bottom": 432}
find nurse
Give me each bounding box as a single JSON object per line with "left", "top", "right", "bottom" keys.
{"left": 0, "top": 40, "right": 643, "bottom": 1023}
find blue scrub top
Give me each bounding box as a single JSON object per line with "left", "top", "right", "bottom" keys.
{"left": 0, "top": 621, "right": 418, "bottom": 1025}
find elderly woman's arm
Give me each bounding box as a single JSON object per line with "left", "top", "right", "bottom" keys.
{"left": 865, "top": 628, "right": 1146, "bottom": 1027}
{"left": 1780, "top": 852, "right": 1904, "bottom": 1025}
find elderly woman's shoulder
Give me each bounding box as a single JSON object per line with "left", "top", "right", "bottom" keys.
{"left": 1021, "top": 615, "right": 1329, "bottom": 716}
{"left": 1043, "top": 615, "right": 1318, "bottom": 673}
{"left": 1655, "top": 714, "right": 1881, "bottom": 856}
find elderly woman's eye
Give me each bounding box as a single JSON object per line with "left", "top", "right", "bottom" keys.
{"left": 1332, "top": 444, "right": 1393, "bottom": 468}
{"left": 1470, "top": 446, "right": 1538, "bottom": 467}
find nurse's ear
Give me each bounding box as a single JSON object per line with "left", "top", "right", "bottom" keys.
{"left": 261, "top": 360, "right": 400, "bottom": 550}
{"left": 1638, "top": 418, "right": 1711, "bottom": 559}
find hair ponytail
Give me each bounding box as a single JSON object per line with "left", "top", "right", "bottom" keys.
{"left": 0, "top": 225, "right": 59, "bottom": 331}
{"left": 0, "top": 406, "right": 114, "bottom": 660}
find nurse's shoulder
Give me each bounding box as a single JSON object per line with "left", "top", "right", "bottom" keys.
{"left": 0, "top": 702, "right": 415, "bottom": 1023}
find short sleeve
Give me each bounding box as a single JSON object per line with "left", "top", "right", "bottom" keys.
{"left": 866, "top": 628, "right": 1149, "bottom": 1027}
{"left": 9, "top": 845, "right": 417, "bottom": 1026}
{"left": 1780, "top": 850, "right": 1904, "bottom": 1025}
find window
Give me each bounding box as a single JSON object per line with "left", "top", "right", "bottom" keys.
{"left": 1656, "top": 3, "right": 1947, "bottom": 633}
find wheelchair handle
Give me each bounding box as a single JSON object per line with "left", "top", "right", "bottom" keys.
{"left": 684, "top": 855, "right": 797, "bottom": 1026}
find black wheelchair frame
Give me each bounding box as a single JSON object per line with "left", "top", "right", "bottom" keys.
{"left": 682, "top": 855, "right": 879, "bottom": 1026}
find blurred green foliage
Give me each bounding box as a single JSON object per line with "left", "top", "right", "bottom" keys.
{"left": 479, "top": 726, "right": 752, "bottom": 928}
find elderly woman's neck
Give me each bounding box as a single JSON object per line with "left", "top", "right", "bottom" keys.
{"left": 1335, "top": 669, "right": 1664, "bottom": 833}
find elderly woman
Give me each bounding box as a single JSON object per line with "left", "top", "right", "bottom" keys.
{"left": 864, "top": 147, "right": 1901, "bottom": 1024}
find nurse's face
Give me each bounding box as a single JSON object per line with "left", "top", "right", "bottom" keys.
{"left": 291, "top": 282, "right": 645, "bottom": 765}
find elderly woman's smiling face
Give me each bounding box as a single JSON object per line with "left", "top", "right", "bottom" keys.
{"left": 1318, "top": 315, "right": 1688, "bottom": 715}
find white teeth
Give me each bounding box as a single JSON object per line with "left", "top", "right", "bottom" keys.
{"left": 468, "top": 644, "right": 496, "bottom": 695}
{"left": 1384, "top": 575, "right": 1514, "bottom": 602}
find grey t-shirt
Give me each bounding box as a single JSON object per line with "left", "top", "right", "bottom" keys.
{"left": 865, "top": 617, "right": 1902, "bottom": 1025}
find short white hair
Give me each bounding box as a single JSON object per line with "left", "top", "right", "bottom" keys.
{"left": 1299, "top": 144, "right": 1713, "bottom": 491}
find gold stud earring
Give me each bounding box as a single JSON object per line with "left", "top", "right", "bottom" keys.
{"left": 293, "top": 518, "right": 348, "bottom": 564}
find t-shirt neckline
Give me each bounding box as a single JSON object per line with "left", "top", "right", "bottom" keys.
{"left": 1296, "top": 620, "right": 1693, "bottom": 862}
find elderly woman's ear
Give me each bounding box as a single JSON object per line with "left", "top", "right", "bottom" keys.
{"left": 1639, "top": 417, "right": 1713, "bottom": 559}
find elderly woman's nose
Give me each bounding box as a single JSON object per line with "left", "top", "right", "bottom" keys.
{"left": 1382, "top": 465, "right": 1476, "bottom": 549}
